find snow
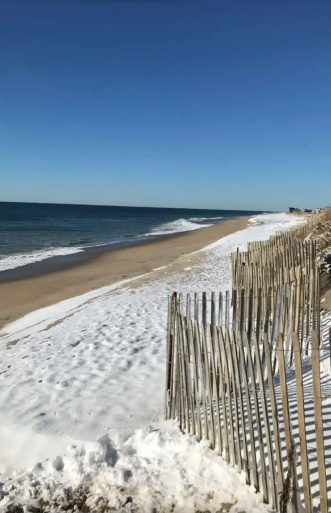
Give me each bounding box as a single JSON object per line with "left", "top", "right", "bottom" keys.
{"left": 0, "top": 423, "right": 273, "bottom": 513}
{"left": 0, "top": 213, "right": 306, "bottom": 511}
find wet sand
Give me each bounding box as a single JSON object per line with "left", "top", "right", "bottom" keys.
{"left": 0, "top": 216, "right": 250, "bottom": 329}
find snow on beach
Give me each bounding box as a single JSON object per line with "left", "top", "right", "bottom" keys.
{"left": 0, "top": 213, "right": 305, "bottom": 512}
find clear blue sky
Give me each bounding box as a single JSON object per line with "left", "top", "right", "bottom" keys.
{"left": 1, "top": 0, "right": 330, "bottom": 211}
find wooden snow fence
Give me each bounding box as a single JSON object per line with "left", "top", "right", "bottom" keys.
{"left": 164, "top": 215, "right": 331, "bottom": 512}
{"left": 164, "top": 282, "right": 328, "bottom": 513}
{"left": 231, "top": 240, "right": 317, "bottom": 292}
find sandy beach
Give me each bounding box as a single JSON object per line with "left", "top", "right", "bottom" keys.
{"left": 0, "top": 216, "right": 249, "bottom": 330}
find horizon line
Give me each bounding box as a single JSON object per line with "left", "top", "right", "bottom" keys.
{"left": 0, "top": 200, "right": 271, "bottom": 212}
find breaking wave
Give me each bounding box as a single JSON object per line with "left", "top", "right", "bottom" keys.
{"left": 188, "top": 216, "right": 224, "bottom": 223}
{"left": 143, "top": 218, "right": 210, "bottom": 236}
{"left": 0, "top": 247, "right": 84, "bottom": 272}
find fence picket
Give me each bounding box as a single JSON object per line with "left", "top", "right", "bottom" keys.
{"left": 251, "top": 331, "right": 277, "bottom": 509}
{"left": 237, "top": 330, "right": 258, "bottom": 489}
{"left": 311, "top": 329, "right": 328, "bottom": 513}
{"left": 243, "top": 331, "right": 269, "bottom": 503}
{"left": 230, "top": 328, "right": 249, "bottom": 477}
{"left": 215, "top": 326, "right": 230, "bottom": 462}
{"left": 165, "top": 293, "right": 174, "bottom": 418}
{"left": 201, "top": 325, "right": 216, "bottom": 449}
{"left": 292, "top": 332, "right": 312, "bottom": 513}
{"left": 187, "top": 318, "right": 202, "bottom": 440}
{"left": 219, "top": 327, "right": 236, "bottom": 465}
{"left": 194, "top": 320, "right": 208, "bottom": 441}
{"left": 180, "top": 315, "right": 195, "bottom": 435}
{"left": 225, "top": 327, "right": 241, "bottom": 469}
{"left": 263, "top": 331, "right": 283, "bottom": 504}
{"left": 218, "top": 292, "right": 223, "bottom": 326}
{"left": 177, "top": 314, "right": 190, "bottom": 433}
{"left": 207, "top": 324, "right": 222, "bottom": 454}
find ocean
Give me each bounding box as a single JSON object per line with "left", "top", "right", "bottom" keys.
{"left": 0, "top": 202, "right": 264, "bottom": 273}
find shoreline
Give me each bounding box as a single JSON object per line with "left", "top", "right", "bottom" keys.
{"left": 0, "top": 216, "right": 250, "bottom": 330}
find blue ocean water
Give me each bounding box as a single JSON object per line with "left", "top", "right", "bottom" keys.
{"left": 0, "top": 202, "right": 264, "bottom": 271}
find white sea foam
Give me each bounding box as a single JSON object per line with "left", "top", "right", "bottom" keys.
{"left": 0, "top": 247, "right": 83, "bottom": 272}
{"left": 188, "top": 216, "right": 224, "bottom": 222}
{"left": 144, "top": 217, "right": 210, "bottom": 236}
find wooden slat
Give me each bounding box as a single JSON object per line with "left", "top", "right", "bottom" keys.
{"left": 243, "top": 331, "right": 269, "bottom": 503}
{"left": 177, "top": 314, "right": 190, "bottom": 432}
{"left": 207, "top": 324, "right": 222, "bottom": 454}
{"left": 179, "top": 292, "right": 184, "bottom": 315}
{"left": 230, "top": 328, "right": 249, "bottom": 478}
{"left": 186, "top": 293, "right": 191, "bottom": 319}
{"left": 218, "top": 327, "right": 236, "bottom": 465}
{"left": 187, "top": 318, "right": 202, "bottom": 440}
{"left": 225, "top": 327, "right": 241, "bottom": 469}
{"left": 175, "top": 313, "right": 184, "bottom": 428}
{"left": 218, "top": 292, "right": 223, "bottom": 326}
{"left": 232, "top": 289, "right": 238, "bottom": 336}
{"left": 180, "top": 315, "right": 196, "bottom": 435}
{"left": 202, "top": 292, "right": 207, "bottom": 332}
{"left": 225, "top": 290, "right": 230, "bottom": 329}
{"left": 316, "top": 268, "right": 321, "bottom": 339}
{"left": 237, "top": 330, "right": 258, "bottom": 488}
{"left": 311, "top": 329, "right": 328, "bottom": 513}
{"left": 171, "top": 304, "right": 180, "bottom": 420}
{"left": 194, "top": 320, "right": 208, "bottom": 440}
{"left": 292, "top": 331, "right": 312, "bottom": 513}
{"left": 165, "top": 293, "right": 175, "bottom": 418}
{"left": 194, "top": 292, "right": 199, "bottom": 321}
{"left": 251, "top": 331, "right": 277, "bottom": 509}
{"left": 215, "top": 326, "right": 230, "bottom": 461}
{"left": 263, "top": 331, "right": 283, "bottom": 504}
{"left": 201, "top": 325, "right": 216, "bottom": 448}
